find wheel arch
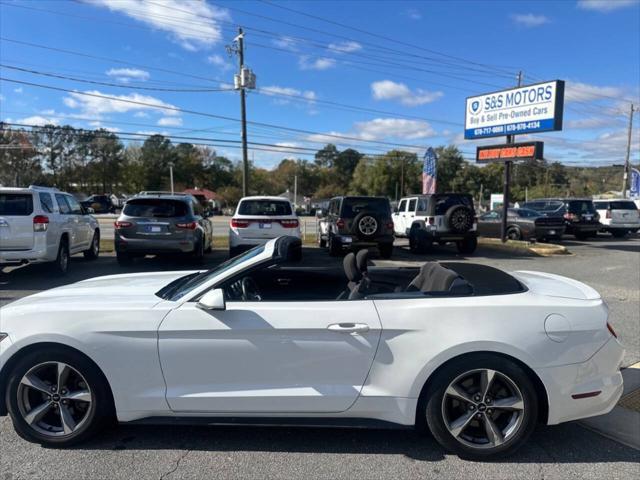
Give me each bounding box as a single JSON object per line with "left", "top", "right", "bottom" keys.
{"left": 414, "top": 350, "right": 549, "bottom": 429}
{"left": 0, "top": 342, "right": 116, "bottom": 417}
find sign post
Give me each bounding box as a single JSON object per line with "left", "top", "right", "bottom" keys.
{"left": 466, "top": 77, "right": 565, "bottom": 242}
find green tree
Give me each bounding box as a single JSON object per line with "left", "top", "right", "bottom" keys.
{"left": 0, "top": 124, "right": 42, "bottom": 187}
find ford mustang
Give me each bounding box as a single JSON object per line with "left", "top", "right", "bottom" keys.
{"left": 0, "top": 236, "right": 624, "bottom": 459}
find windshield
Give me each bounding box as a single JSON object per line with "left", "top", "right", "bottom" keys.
{"left": 567, "top": 200, "right": 596, "bottom": 214}
{"left": 238, "top": 200, "right": 292, "bottom": 216}
{"left": 124, "top": 198, "right": 188, "bottom": 217}
{"left": 515, "top": 208, "right": 541, "bottom": 218}
{"left": 157, "top": 245, "right": 266, "bottom": 301}
{"left": 609, "top": 201, "right": 637, "bottom": 210}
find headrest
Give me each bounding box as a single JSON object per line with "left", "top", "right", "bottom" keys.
{"left": 356, "top": 249, "right": 369, "bottom": 274}
{"left": 409, "top": 262, "right": 458, "bottom": 292}
{"left": 343, "top": 252, "right": 361, "bottom": 282}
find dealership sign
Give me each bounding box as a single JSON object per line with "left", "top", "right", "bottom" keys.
{"left": 476, "top": 141, "right": 544, "bottom": 163}
{"left": 465, "top": 80, "right": 564, "bottom": 139}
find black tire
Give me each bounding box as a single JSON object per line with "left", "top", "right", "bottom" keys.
{"left": 378, "top": 242, "right": 393, "bottom": 259}
{"left": 52, "top": 238, "right": 70, "bottom": 275}
{"left": 351, "top": 211, "right": 380, "bottom": 240}
{"left": 83, "top": 230, "right": 100, "bottom": 260}
{"left": 116, "top": 251, "right": 133, "bottom": 266}
{"left": 445, "top": 205, "right": 474, "bottom": 234}
{"left": 611, "top": 230, "right": 628, "bottom": 238}
{"left": 506, "top": 227, "right": 522, "bottom": 241}
{"left": 456, "top": 236, "right": 477, "bottom": 254}
{"left": 328, "top": 234, "right": 342, "bottom": 256}
{"left": 424, "top": 354, "right": 539, "bottom": 460}
{"left": 409, "top": 228, "right": 431, "bottom": 254}
{"left": 5, "top": 347, "right": 113, "bottom": 447}
{"left": 574, "top": 232, "right": 590, "bottom": 240}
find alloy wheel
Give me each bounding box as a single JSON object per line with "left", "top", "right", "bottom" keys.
{"left": 441, "top": 368, "right": 525, "bottom": 449}
{"left": 17, "top": 362, "right": 93, "bottom": 437}
{"left": 358, "top": 216, "right": 378, "bottom": 236}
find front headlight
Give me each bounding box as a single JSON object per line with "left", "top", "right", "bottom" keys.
{"left": 0, "top": 333, "right": 8, "bottom": 342}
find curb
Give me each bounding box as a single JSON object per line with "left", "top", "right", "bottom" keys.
{"left": 478, "top": 238, "right": 569, "bottom": 257}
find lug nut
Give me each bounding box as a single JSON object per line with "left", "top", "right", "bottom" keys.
{"left": 469, "top": 405, "right": 475, "bottom": 411}
{"left": 475, "top": 413, "right": 482, "bottom": 419}
{"left": 474, "top": 395, "right": 481, "bottom": 402}
{"left": 485, "top": 397, "right": 492, "bottom": 404}
{"left": 487, "top": 409, "right": 493, "bottom": 415}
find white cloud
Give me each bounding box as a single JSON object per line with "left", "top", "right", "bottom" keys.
{"left": 157, "top": 116, "right": 183, "bottom": 127}
{"left": 565, "top": 81, "right": 625, "bottom": 102}
{"left": 511, "top": 13, "right": 550, "bottom": 27}
{"left": 577, "top": 0, "right": 639, "bottom": 12}
{"left": 88, "top": 121, "right": 120, "bottom": 132}
{"left": 308, "top": 118, "right": 436, "bottom": 144}
{"left": 63, "top": 90, "right": 180, "bottom": 118}
{"left": 14, "top": 87, "right": 23, "bottom": 94}
{"left": 299, "top": 56, "right": 336, "bottom": 71}
{"left": 371, "top": 80, "right": 443, "bottom": 107}
{"left": 327, "top": 41, "right": 362, "bottom": 54}
{"left": 272, "top": 36, "right": 298, "bottom": 51}
{"left": 261, "top": 85, "right": 317, "bottom": 105}
{"left": 16, "top": 115, "right": 59, "bottom": 126}
{"left": 566, "top": 117, "right": 612, "bottom": 129}
{"left": 133, "top": 111, "right": 149, "bottom": 118}
{"left": 207, "top": 54, "right": 232, "bottom": 71}
{"left": 106, "top": 68, "right": 150, "bottom": 83}
{"left": 86, "top": 0, "right": 230, "bottom": 50}
{"left": 405, "top": 9, "right": 422, "bottom": 20}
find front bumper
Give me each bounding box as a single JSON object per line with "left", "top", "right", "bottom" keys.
{"left": 536, "top": 337, "right": 625, "bottom": 425}
{"left": 115, "top": 235, "right": 196, "bottom": 254}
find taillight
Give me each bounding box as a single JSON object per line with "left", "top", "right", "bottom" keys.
{"left": 176, "top": 221, "right": 197, "bottom": 230}
{"left": 336, "top": 218, "right": 346, "bottom": 228}
{"left": 606, "top": 210, "right": 611, "bottom": 219}
{"left": 33, "top": 215, "right": 49, "bottom": 232}
{"left": 607, "top": 322, "right": 617, "bottom": 338}
{"left": 280, "top": 219, "right": 299, "bottom": 228}
{"left": 563, "top": 212, "right": 577, "bottom": 222}
{"left": 428, "top": 217, "right": 435, "bottom": 225}
{"left": 231, "top": 218, "right": 250, "bottom": 228}
{"left": 114, "top": 221, "right": 132, "bottom": 229}
{"left": 386, "top": 220, "right": 394, "bottom": 230}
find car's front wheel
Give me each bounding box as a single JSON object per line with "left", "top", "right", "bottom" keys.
{"left": 424, "top": 355, "right": 538, "bottom": 460}
{"left": 83, "top": 230, "right": 100, "bottom": 260}
{"left": 6, "top": 348, "right": 112, "bottom": 447}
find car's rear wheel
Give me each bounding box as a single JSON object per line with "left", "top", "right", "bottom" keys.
{"left": 6, "top": 349, "right": 112, "bottom": 447}
{"left": 83, "top": 230, "right": 100, "bottom": 260}
{"left": 52, "top": 238, "right": 69, "bottom": 275}
{"left": 456, "top": 236, "right": 477, "bottom": 254}
{"left": 409, "top": 228, "right": 431, "bottom": 254}
{"left": 192, "top": 237, "right": 205, "bottom": 264}
{"left": 506, "top": 227, "right": 521, "bottom": 241}
{"left": 425, "top": 355, "right": 538, "bottom": 460}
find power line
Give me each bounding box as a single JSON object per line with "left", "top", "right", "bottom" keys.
{"left": 0, "top": 77, "right": 431, "bottom": 150}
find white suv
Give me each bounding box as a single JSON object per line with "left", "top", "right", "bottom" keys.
{"left": 0, "top": 186, "right": 100, "bottom": 273}
{"left": 229, "top": 196, "right": 300, "bottom": 257}
{"left": 593, "top": 199, "right": 640, "bottom": 238}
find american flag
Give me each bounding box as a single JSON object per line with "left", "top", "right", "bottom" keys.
{"left": 422, "top": 147, "right": 437, "bottom": 194}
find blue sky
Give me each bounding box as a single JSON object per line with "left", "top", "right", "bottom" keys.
{"left": 1, "top": 0, "right": 639, "bottom": 168}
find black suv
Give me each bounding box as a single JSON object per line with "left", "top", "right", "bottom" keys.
{"left": 521, "top": 198, "right": 601, "bottom": 240}
{"left": 396, "top": 193, "right": 478, "bottom": 254}
{"left": 317, "top": 196, "right": 395, "bottom": 258}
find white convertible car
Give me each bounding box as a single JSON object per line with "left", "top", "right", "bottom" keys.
{"left": 0, "top": 236, "right": 624, "bottom": 459}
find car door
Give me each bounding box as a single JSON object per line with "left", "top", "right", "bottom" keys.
{"left": 393, "top": 199, "right": 407, "bottom": 235}
{"left": 65, "top": 195, "right": 91, "bottom": 249}
{"left": 158, "top": 298, "right": 382, "bottom": 413}
{"left": 478, "top": 211, "right": 501, "bottom": 237}
{"left": 54, "top": 194, "right": 80, "bottom": 251}
{"left": 405, "top": 197, "right": 418, "bottom": 233}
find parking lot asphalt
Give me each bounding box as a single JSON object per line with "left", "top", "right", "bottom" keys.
{"left": 1, "top": 235, "right": 638, "bottom": 479}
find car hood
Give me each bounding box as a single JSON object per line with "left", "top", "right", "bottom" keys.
{"left": 3, "top": 270, "right": 200, "bottom": 311}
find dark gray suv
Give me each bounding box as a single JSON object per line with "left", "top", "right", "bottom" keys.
{"left": 114, "top": 193, "right": 213, "bottom": 265}
{"left": 317, "top": 196, "right": 394, "bottom": 258}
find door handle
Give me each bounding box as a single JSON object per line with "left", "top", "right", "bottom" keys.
{"left": 327, "top": 323, "right": 370, "bottom": 333}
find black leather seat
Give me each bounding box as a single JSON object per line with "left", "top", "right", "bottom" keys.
{"left": 407, "top": 262, "right": 472, "bottom": 294}
{"left": 338, "top": 251, "right": 372, "bottom": 300}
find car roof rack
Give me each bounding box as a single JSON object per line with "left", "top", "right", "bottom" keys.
{"left": 138, "top": 191, "right": 189, "bottom": 196}
{"left": 28, "top": 185, "right": 60, "bottom": 191}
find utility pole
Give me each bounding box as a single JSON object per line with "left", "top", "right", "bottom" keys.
{"left": 622, "top": 103, "right": 635, "bottom": 198}
{"left": 228, "top": 28, "right": 256, "bottom": 197}
{"left": 169, "top": 162, "right": 174, "bottom": 194}
{"left": 501, "top": 70, "right": 523, "bottom": 243}
{"left": 399, "top": 153, "right": 405, "bottom": 197}
{"left": 293, "top": 174, "right": 298, "bottom": 210}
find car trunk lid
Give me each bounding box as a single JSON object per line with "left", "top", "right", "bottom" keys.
{"left": 511, "top": 270, "right": 601, "bottom": 300}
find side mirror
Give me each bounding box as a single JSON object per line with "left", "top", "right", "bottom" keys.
{"left": 315, "top": 209, "right": 326, "bottom": 219}
{"left": 86, "top": 207, "right": 95, "bottom": 214}
{"left": 197, "top": 288, "right": 226, "bottom": 310}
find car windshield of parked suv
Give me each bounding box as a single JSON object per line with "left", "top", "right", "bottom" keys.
{"left": 433, "top": 194, "right": 473, "bottom": 216}
{"left": 238, "top": 200, "right": 292, "bottom": 216}
{"left": 0, "top": 193, "right": 33, "bottom": 215}
{"left": 341, "top": 198, "right": 390, "bottom": 218}
{"left": 567, "top": 200, "right": 596, "bottom": 214}
{"left": 124, "top": 198, "right": 188, "bottom": 217}
{"left": 157, "top": 245, "right": 267, "bottom": 301}
{"left": 609, "top": 201, "right": 638, "bottom": 210}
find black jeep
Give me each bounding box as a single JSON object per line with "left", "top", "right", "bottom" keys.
{"left": 317, "top": 196, "right": 395, "bottom": 258}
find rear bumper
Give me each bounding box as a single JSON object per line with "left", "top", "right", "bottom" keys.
{"left": 601, "top": 223, "right": 640, "bottom": 230}
{"left": 566, "top": 223, "right": 600, "bottom": 233}
{"left": 420, "top": 230, "right": 477, "bottom": 242}
{"left": 537, "top": 337, "right": 625, "bottom": 425}
{"left": 534, "top": 225, "right": 566, "bottom": 238}
{"left": 0, "top": 237, "right": 54, "bottom": 265}
{"left": 229, "top": 228, "right": 301, "bottom": 248}
{"left": 333, "top": 234, "right": 394, "bottom": 249}
{"left": 115, "top": 235, "right": 196, "bottom": 254}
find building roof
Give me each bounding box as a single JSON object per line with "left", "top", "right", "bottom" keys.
{"left": 183, "top": 188, "right": 218, "bottom": 200}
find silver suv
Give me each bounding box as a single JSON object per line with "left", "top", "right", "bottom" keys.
{"left": 114, "top": 193, "right": 213, "bottom": 265}
{"left": 0, "top": 185, "right": 100, "bottom": 274}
